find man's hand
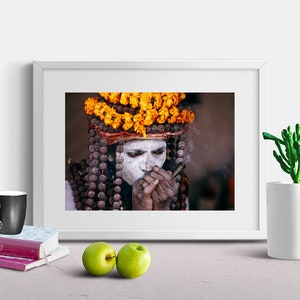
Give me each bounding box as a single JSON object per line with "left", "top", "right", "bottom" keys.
{"left": 132, "top": 166, "right": 179, "bottom": 210}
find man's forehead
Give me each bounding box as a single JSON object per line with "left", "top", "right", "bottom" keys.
{"left": 123, "top": 139, "right": 166, "bottom": 151}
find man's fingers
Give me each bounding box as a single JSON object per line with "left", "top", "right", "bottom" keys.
{"left": 153, "top": 166, "right": 173, "bottom": 181}
{"left": 143, "top": 179, "right": 159, "bottom": 194}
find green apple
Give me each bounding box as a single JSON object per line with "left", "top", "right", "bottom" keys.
{"left": 82, "top": 242, "right": 116, "bottom": 276}
{"left": 116, "top": 243, "right": 151, "bottom": 278}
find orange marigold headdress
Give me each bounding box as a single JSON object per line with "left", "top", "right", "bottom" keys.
{"left": 84, "top": 92, "right": 195, "bottom": 144}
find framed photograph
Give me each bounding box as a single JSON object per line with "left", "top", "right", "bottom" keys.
{"left": 33, "top": 60, "right": 269, "bottom": 240}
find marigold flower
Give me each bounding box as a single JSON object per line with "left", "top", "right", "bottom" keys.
{"left": 139, "top": 93, "right": 153, "bottom": 111}
{"left": 129, "top": 96, "right": 139, "bottom": 108}
{"left": 133, "top": 112, "right": 144, "bottom": 123}
{"left": 178, "top": 110, "right": 195, "bottom": 123}
{"left": 84, "top": 97, "right": 99, "bottom": 115}
{"left": 169, "top": 106, "right": 179, "bottom": 117}
{"left": 122, "top": 112, "right": 134, "bottom": 131}
{"left": 94, "top": 102, "right": 106, "bottom": 118}
{"left": 99, "top": 92, "right": 120, "bottom": 104}
{"left": 158, "top": 106, "right": 169, "bottom": 118}
{"left": 164, "top": 97, "right": 174, "bottom": 108}
{"left": 120, "top": 93, "right": 130, "bottom": 105}
{"left": 168, "top": 116, "right": 178, "bottom": 124}
{"left": 153, "top": 95, "right": 162, "bottom": 109}
{"left": 144, "top": 109, "right": 158, "bottom": 126}
{"left": 134, "top": 122, "right": 146, "bottom": 137}
{"left": 111, "top": 116, "right": 122, "bottom": 129}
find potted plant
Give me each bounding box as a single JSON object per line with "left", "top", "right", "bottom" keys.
{"left": 262, "top": 123, "right": 300, "bottom": 259}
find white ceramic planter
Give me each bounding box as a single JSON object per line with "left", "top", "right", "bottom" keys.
{"left": 267, "top": 181, "right": 300, "bottom": 259}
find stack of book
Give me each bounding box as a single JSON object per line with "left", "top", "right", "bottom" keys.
{"left": 0, "top": 225, "right": 70, "bottom": 271}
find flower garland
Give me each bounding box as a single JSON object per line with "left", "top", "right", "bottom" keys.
{"left": 84, "top": 92, "right": 195, "bottom": 137}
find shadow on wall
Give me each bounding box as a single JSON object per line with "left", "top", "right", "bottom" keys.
{"left": 5, "top": 63, "right": 34, "bottom": 224}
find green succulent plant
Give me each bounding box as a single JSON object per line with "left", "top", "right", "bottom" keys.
{"left": 262, "top": 124, "right": 300, "bottom": 183}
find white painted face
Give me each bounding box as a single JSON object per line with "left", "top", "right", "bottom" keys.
{"left": 118, "top": 139, "right": 167, "bottom": 185}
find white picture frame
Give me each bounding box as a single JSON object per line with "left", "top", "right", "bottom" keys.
{"left": 33, "top": 60, "right": 269, "bottom": 240}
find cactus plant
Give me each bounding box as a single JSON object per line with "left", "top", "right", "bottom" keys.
{"left": 262, "top": 124, "right": 300, "bottom": 183}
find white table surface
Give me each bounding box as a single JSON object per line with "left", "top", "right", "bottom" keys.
{"left": 0, "top": 241, "right": 299, "bottom": 300}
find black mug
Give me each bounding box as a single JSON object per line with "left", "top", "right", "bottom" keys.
{"left": 0, "top": 191, "right": 27, "bottom": 235}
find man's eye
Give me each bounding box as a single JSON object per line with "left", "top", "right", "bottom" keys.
{"left": 152, "top": 148, "right": 165, "bottom": 155}
{"left": 126, "top": 150, "right": 144, "bottom": 158}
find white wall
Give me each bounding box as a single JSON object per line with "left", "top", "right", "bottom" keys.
{"left": 1, "top": 0, "right": 299, "bottom": 224}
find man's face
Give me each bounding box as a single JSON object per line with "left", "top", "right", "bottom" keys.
{"left": 119, "top": 139, "right": 167, "bottom": 185}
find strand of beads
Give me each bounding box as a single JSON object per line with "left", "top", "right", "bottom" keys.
{"left": 97, "top": 137, "right": 108, "bottom": 210}
{"left": 178, "top": 175, "right": 189, "bottom": 210}
{"left": 112, "top": 137, "right": 124, "bottom": 210}
{"left": 84, "top": 130, "right": 98, "bottom": 210}
{"left": 176, "top": 133, "right": 188, "bottom": 210}
{"left": 78, "top": 160, "right": 88, "bottom": 209}
{"left": 166, "top": 136, "right": 177, "bottom": 163}
{"left": 166, "top": 135, "right": 179, "bottom": 210}
{"left": 83, "top": 116, "right": 102, "bottom": 210}
{"left": 66, "top": 160, "right": 87, "bottom": 210}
